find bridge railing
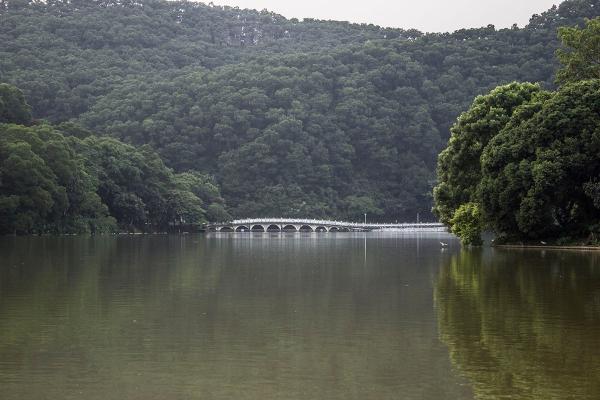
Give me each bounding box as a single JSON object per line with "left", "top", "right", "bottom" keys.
{"left": 210, "top": 218, "right": 444, "bottom": 229}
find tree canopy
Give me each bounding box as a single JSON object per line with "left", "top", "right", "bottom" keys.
{"left": 2, "top": 0, "right": 600, "bottom": 222}
{"left": 556, "top": 17, "right": 600, "bottom": 84}
{"left": 0, "top": 83, "right": 228, "bottom": 234}
{"left": 433, "top": 15, "right": 600, "bottom": 245}
{"left": 0, "top": 83, "right": 31, "bottom": 125}
{"left": 433, "top": 82, "right": 544, "bottom": 228}
{"left": 479, "top": 80, "right": 600, "bottom": 242}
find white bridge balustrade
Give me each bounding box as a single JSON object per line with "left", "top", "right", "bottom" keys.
{"left": 207, "top": 218, "right": 446, "bottom": 233}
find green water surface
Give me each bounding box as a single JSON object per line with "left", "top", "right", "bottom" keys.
{"left": 0, "top": 233, "right": 598, "bottom": 399}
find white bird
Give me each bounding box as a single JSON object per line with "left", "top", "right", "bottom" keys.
{"left": 540, "top": 241, "right": 547, "bottom": 245}
{"left": 440, "top": 242, "right": 448, "bottom": 248}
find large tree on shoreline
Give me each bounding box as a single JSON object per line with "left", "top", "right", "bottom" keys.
{"left": 433, "top": 17, "right": 600, "bottom": 245}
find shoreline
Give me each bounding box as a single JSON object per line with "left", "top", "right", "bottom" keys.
{"left": 493, "top": 244, "right": 600, "bottom": 251}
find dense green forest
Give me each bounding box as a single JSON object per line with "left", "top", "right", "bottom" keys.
{"left": 2, "top": 0, "right": 600, "bottom": 223}
{"left": 434, "top": 17, "right": 600, "bottom": 245}
{"left": 0, "top": 84, "right": 229, "bottom": 234}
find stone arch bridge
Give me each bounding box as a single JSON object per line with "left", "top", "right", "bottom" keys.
{"left": 208, "top": 218, "right": 445, "bottom": 233}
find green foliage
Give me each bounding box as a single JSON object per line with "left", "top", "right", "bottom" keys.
{"left": 556, "top": 17, "right": 600, "bottom": 84}
{"left": 0, "top": 115, "right": 228, "bottom": 234}
{"left": 449, "top": 202, "right": 483, "bottom": 246}
{"left": 205, "top": 203, "right": 232, "bottom": 223}
{"left": 435, "top": 11, "right": 600, "bottom": 243}
{"left": 0, "top": 123, "right": 115, "bottom": 234}
{"left": 480, "top": 80, "right": 600, "bottom": 241}
{"left": 0, "top": 83, "right": 31, "bottom": 125}
{"left": 175, "top": 171, "right": 231, "bottom": 222}
{"left": 343, "top": 195, "right": 383, "bottom": 222}
{"left": 0, "top": 0, "right": 418, "bottom": 122}
{"left": 2, "top": 0, "right": 600, "bottom": 220}
{"left": 583, "top": 180, "right": 600, "bottom": 209}
{"left": 80, "top": 49, "right": 442, "bottom": 220}
{"left": 433, "top": 82, "right": 544, "bottom": 227}
{"left": 73, "top": 136, "right": 228, "bottom": 231}
{"left": 435, "top": 81, "right": 600, "bottom": 243}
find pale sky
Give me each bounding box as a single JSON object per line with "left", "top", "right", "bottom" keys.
{"left": 206, "top": 0, "right": 563, "bottom": 33}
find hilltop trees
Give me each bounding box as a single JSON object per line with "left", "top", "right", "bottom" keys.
{"left": 0, "top": 0, "right": 418, "bottom": 122}
{"left": 556, "top": 17, "right": 600, "bottom": 84}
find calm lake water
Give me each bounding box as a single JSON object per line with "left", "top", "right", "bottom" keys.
{"left": 1, "top": 233, "right": 599, "bottom": 400}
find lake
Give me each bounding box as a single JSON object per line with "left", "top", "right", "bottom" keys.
{"left": 1, "top": 233, "right": 599, "bottom": 399}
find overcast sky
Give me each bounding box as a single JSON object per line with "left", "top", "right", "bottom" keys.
{"left": 207, "top": 0, "right": 562, "bottom": 33}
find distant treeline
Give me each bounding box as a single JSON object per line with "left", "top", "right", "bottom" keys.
{"left": 1, "top": 0, "right": 600, "bottom": 222}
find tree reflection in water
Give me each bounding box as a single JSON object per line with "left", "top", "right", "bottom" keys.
{"left": 435, "top": 248, "right": 600, "bottom": 400}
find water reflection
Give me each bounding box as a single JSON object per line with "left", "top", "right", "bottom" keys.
{"left": 435, "top": 249, "right": 600, "bottom": 400}
{"left": 0, "top": 233, "right": 469, "bottom": 400}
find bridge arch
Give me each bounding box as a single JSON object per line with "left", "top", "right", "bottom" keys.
{"left": 219, "top": 226, "right": 234, "bottom": 232}
{"left": 235, "top": 225, "right": 249, "bottom": 232}
{"left": 266, "top": 224, "right": 281, "bottom": 232}
{"left": 282, "top": 225, "right": 297, "bottom": 232}
{"left": 329, "top": 227, "right": 339, "bottom": 232}
{"left": 299, "top": 225, "right": 313, "bottom": 232}
{"left": 251, "top": 225, "right": 265, "bottom": 232}
{"left": 315, "top": 226, "right": 328, "bottom": 232}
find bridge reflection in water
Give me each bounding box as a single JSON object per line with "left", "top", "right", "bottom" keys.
{"left": 208, "top": 218, "right": 446, "bottom": 233}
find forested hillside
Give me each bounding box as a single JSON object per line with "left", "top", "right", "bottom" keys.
{"left": 0, "top": 0, "right": 418, "bottom": 121}
{"left": 2, "top": 0, "right": 600, "bottom": 222}
{"left": 0, "top": 83, "right": 229, "bottom": 234}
